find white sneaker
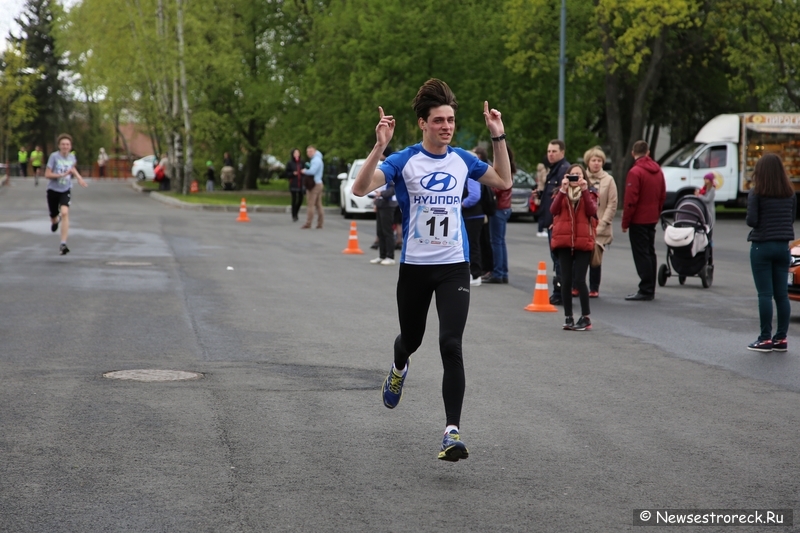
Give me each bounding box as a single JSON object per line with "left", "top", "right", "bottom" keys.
{"left": 370, "top": 257, "right": 383, "bottom": 264}
{"left": 380, "top": 258, "right": 396, "bottom": 266}
{"left": 470, "top": 276, "right": 482, "bottom": 286}
{"left": 536, "top": 231, "right": 548, "bottom": 237}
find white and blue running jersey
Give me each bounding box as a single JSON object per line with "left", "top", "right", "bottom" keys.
{"left": 380, "top": 143, "right": 489, "bottom": 265}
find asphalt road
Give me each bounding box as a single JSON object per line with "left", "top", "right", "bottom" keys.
{"left": 1, "top": 178, "right": 799, "bottom": 532}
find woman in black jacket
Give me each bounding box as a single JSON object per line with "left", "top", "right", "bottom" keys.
{"left": 285, "top": 149, "right": 305, "bottom": 222}
{"left": 745, "top": 153, "right": 796, "bottom": 352}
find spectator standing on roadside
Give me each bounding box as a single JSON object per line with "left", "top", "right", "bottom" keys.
{"left": 745, "top": 154, "right": 795, "bottom": 353}
{"left": 158, "top": 153, "right": 170, "bottom": 191}
{"left": 285, "top": 149, "right": 305, "bottom": 222}
{"left": 622, "top": 140, "right": 666, "bottom": 301}
{"left": 550, "top": 163, "right": 597, "bottom": 331}
{"left": 584, "top": 146, "right": 618, "bottom": 298}
{"left": 484, "top": 144, "right": 514, "bottom": 284}
{"left": 535, "top": 158, "right": 549, "bottom": 237}
{"left": 30, "top": 145, "right": 44, "bottom": 186}
{"left": 538, "top": 140, "right": 571, "bottom": 304}
{"left": 18, "top": 146, "right": 28, "bottom": 178}
{"left": 301, "top": 145, "right": 324, "bottom": 229}
{"left": 462, "top": 158, "right": 485, "bottom": 285}
{"left": 45, "top": 133, "right": 88, "bottom": 255}
{"left": 472, "top": 146, "right": 494, "bottom": 278}
{"left": 368, "top": 178, "right": 398, "bottom": 266}
{"left": 97, "top": 148, "right": 109, "bottom": 178}
{"left": 205, "top": 160, "right": 215, "bottom": 192}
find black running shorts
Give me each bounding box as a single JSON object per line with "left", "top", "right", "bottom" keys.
{"left": 47, "top": 189, "right": 71, "bottom": 218}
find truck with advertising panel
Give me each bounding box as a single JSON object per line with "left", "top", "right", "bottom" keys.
{"left": 660, "top": 113, "right": 800, "bottom": 209}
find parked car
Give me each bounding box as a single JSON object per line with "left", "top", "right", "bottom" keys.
{"left": 338, "top": 159, "right": 375, "bottom": 218}
{"left": 509, "top": 169, "right": 537, "bottom": 220}
{"left": 788, "top": 239, "right": 800, "bottom": 302}
{"left": 132, "top": 155, "right": 157, "bottom": 181}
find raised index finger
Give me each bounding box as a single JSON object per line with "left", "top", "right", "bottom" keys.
{"left": 483, "top": 101, "right": 489, "bottom": 115}
{"left": 378, "top": 106, "right": 385, "bottom": 119}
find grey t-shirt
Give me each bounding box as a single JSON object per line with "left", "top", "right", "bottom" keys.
{"left": 46, "top": 151, "right": 77, "bottom": 193}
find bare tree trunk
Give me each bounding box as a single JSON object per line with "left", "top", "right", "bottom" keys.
{"left": 601, "top": 23, "right": 625, "bottom": 189}
{"left": 624, "top": 29, "right": 667, "bottom": 174}
{"left": 176, "top": 0, "right": 192, "bottom": 195}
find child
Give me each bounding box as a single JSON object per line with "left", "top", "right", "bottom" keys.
{"left": 696, "top": 172, "right": 716, "bottom": 230}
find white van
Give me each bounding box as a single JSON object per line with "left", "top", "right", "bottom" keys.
{"left": 660, "top": 113, "right": 800, "bottom": 208}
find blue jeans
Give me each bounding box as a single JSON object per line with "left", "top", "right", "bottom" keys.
{"left": 489, "top": 208, "right": 511, "bottom": 278}
{"left": 750, "top": 241, "right": 791, "bottom": 341}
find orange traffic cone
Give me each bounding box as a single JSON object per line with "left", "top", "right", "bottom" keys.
{"left": 342, "top": 221, "right": 364, "bottom": 254}
{"left": 236, "top": 198, "right": 251, "bottom": 222}
{"left": 525, "top": 261, "right": 557, "bottom": 312}
{"left": 190, "top": 180, "right": 199, "bottom": 193}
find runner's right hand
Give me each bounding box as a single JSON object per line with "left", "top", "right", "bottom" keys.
{"left": 376, "top": 106, "right": 395, "bottom": 147}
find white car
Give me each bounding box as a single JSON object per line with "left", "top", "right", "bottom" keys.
{"left": 132, "top": 155, "right": 157, "bottom": 181}
{"left": 338, "top": 159, "right": 376, "bottom": 218}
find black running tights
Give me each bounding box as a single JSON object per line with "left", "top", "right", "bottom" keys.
{"left": 394, "top": 262, "right": 470, "bottom": 427}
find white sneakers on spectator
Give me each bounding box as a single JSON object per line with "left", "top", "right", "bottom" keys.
{"left": 370, "top": 257, "right": 383, "bottom": 264}
{"left": 380, "top": 258, "right": 396, "bottom": 266}
{"left": 536, "top": 231, "right": 548, "bottom": 237}
{"left": 470, "top": 276, "right": 482, "bottom": 286}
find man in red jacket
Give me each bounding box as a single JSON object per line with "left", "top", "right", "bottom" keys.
{"left": 622, "top": 140, "right": 666, "bottom": 301}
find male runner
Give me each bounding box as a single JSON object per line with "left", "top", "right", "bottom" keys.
{"left": 45, "top": 134, "right": 88, "bottom": 255}
{"left": 353, "top": 79, "right": 511, "bottom": 461}
{"left": 30, "top": 145, "right": 44, "bottom": 186}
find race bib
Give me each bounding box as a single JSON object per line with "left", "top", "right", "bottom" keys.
{"left": 413, "top": 205, "right": 462, "bottom": 247}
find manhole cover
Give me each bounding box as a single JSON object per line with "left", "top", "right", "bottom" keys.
{"left": 106, "top": 261, "right": 154, "bottom": 266}
{"left": 103, "top": 369, "right": 203, "bottom": 382}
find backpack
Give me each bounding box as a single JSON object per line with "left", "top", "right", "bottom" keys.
{"left": 480, "top": 184, "right": 497, "bottom": 216}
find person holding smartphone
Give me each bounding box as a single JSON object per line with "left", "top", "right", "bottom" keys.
{"left": 549, "top": 164, "right": 597, "bottom": 330}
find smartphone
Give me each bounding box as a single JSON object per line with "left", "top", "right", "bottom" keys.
{"left": 567, "top": 174, "right": 580, "bottom": 182}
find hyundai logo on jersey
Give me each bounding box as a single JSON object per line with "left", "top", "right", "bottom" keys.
{"left": 421, "top": 172, "right": 458, "bottom": 192}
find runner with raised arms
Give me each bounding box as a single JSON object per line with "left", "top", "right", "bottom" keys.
{"left": 353, "top": 78, "right": 512, "bottom": 461}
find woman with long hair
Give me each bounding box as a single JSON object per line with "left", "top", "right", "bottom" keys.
{"left": 745, "top": 153, "right": 796, "bottom": 352}
{"left": 285, "top": 148, "right": 305, "bottom": 222}
{"left": 550, "top": 163, "right": 597, "bottom": 330}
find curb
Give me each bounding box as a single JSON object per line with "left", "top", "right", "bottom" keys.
{"left": 130, "top": 181, "right": 340, "bottom": 214}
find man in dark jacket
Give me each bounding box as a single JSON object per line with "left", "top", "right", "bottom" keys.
{"left": 622, "top": 140, "right": 667, "bottom": 300}
{"left": 540, "top": 140, "right": 570, "bottom": 304}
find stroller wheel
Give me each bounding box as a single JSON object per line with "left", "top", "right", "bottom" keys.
{"left": 658, "top": 264, "right": 669, "bottom": 287}
{"left": 700, "top": 265, "right": 713, "bottom": 288}
{"left": 678, "top": 275, "right": 686, "bottom": 285}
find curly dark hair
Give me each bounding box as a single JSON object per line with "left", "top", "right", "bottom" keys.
{"left": 412, "top": 79, "right": 458, "bottom": 121}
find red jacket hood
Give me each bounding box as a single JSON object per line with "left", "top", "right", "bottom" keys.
{"left": 634, "top": 155, "right": 661, "bottom": 175}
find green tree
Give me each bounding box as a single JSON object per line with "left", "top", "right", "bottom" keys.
{"left": 715, "top": 0, "right": 800, "bottom": 111}
{"left": 0, "top": 41, "right": 38, "bottom": 165}
{"left": 13, "top": 0, "right": 70, "bottom": 152}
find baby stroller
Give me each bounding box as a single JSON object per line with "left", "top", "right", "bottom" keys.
{"left": 658, "top": 195, "right": 714, "bottom": 288}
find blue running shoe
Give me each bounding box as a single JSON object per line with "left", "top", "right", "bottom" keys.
{"left": 438, "top": 429, "right": 469, "bottom": 462}
{"left": 382, "top": 363, "right": 408, "bottom": 409}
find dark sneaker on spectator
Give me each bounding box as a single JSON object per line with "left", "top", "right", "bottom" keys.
{"left": 484, "top": 276, "right": 503, "bottom": 284}
{"left": 549, "top": 294, "right": 562, "bottom": 306}
{"left": 573, "top": 316, "right": 592, "bottom": 331}
{"left": 772, "top": 338, "right": 788, "bottom": 352}
{"left": 747, "top": 339, "right": 773, "bottom": 352}
{"left": 563, "top": 316, "right": 574, "bottom": 330}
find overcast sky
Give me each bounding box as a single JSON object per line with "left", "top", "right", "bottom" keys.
{"left": 0, "top": 0, "right": 26, "bottom": 44}
{"left": 1, "top": 0, "right": 77, "bottom": 49}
